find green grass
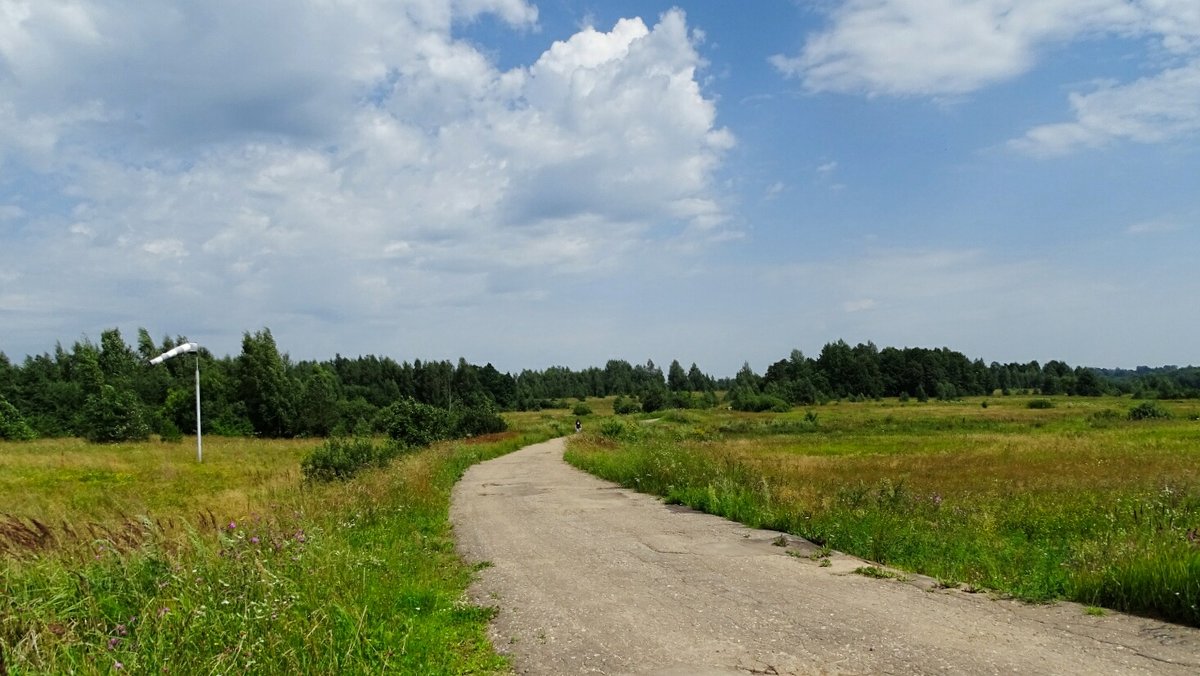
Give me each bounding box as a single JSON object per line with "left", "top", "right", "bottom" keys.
{"left": 565, "top": 396, "right": 1200, "bottom": 626}
{"left": 0, "top": 415, "right": 567, "bottom": 674}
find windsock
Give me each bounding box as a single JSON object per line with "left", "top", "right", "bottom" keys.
{"left": 149, "top": 342, "right": 198, "bottom": 365}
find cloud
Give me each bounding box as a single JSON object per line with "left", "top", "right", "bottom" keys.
{"left": 1011, "top": 58, "right": 1200, "bottom": 155}
{"left": 0, "top": 3, "right": 732, "bottom": 358}
{"left": 1126, "top": 218, "right": 1184, "bottom": 235}
{"left": 842, "top": 298, "right": 876, "bottom": 313}
{"left": 774, "top": 1, "right": 1187, "bottom": 97}
{"left": 775, "top": 1, "right": 1200, "bottom": 154}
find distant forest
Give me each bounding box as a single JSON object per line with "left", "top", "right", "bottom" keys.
{"left": 0, "top": 327, "right": 1197, "bottom": 441}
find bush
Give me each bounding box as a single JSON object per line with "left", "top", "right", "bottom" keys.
{"left": 379, "top": 397, "right": 451, "bottom": 448}
{"left": 612, "top": 396, "right": 641, "bottom": 415}
{"left": 667, "top": 391, "right": 697, "bottom": 409}
{"left": 0, "top": 397, "right": 36, "bottom": 441}
{"left": 157, "top": 419, "right": 183, "bottom": 443}
{"left": 453, "top": 405, "right": 508, "bottom": 437}
{"left": 640, "top": 389, "right": 667, "bottom": 413}
{"left": 729, "top": 391, "right": 790, "bottom": 413}
{"left": 1087, "top": 409, "right": 1122, "bottom": 428}
{"left": 597, "top": 418, "right": 641, "bottom": 442}
{"left": 301, "top": 437, "right": 403, "bottom": 482}
{"left": 572, "top": 402, "right": 593, "bottom": 416}
{"left": 1128, "top": 401, "right": 1171, "bottom": 421}
{"left": 1027, "top": 399, "right": 1055, "bottom": 409}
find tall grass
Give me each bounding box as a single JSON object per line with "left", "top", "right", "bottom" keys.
{"left": 1, "top": 419, "right": 563, "bottom": 673}
{"left": 565, "top": 397, "right": 1200, "bottom": 625}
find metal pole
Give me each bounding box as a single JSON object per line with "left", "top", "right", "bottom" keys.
{"left": 194, "top": 353, "right": 203, "bottom": 463}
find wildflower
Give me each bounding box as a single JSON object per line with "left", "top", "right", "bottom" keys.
{"left": 294, "top": 530, "right": 306, "bottom": 543}
{"left": 250, "top": 536, "right": 260, "bottom": 545}
{"left": 108, "top": 637, "right": 120, "bottom": 650}
{"left": 116, "top": 624, "right": 127, "bottom": 636}
{"left": 114, "top": 661, "right": 124, "bottom": 670}
{"left": 931, "top": 493, "right": 943, "bottom": 507}
{"left": 228, "top": 521, "right": 237, "bottom": 530}
{"left": 157, "top": 606, "right": 170, "bottom": 618}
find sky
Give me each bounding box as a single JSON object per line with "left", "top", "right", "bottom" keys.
{"left": 1, "top": 0, "right": 1197, "bottom": 376}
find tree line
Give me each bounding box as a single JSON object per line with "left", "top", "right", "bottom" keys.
{"left": 0, "top": 329, "right": 1195, "bottom": 442}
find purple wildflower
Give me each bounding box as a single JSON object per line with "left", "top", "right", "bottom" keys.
{"left": 228, "top": 520, "right": 237, "bottom": 530}
{"left": 114, "top": 661, "right": 124, "bottom": 670}
{"left": 250, "top": 536, "right": 260, "bottom": 545}
{"left": 108, "top": 637, "right": 120, "bottom": 650}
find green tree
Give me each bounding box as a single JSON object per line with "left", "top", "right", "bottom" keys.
{"left": 80, "top": 385, "right": 150, "bottom": 443}
{"left": 98, "top": 328, "right": 139, "bottom": 388}
{"left": 0, "top": 396, "right": 36, "bottom": 440}
{"left": 296, "top": 365, "right": 341, "bottom": 437}
{"left": 667, "top": 360, "right": 689, "bottom": 392}
{"left": 236, "top": 328, "right": 297, "bottom": 437}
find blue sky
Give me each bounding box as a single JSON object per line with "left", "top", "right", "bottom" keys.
{"left": 1, "top": 1, "right": 1197, "bottom": 375}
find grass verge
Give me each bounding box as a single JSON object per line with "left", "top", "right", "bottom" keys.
{"left": 1, "top": 421, "right": 561, "bottom": 673}
{"left": 564, "top": 397, "right": 1200, "bottom": 626}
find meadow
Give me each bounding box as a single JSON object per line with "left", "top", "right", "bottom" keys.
{"left": 0, "top": 414, "right": 569, "bottom": 674}
{"left": 565, "top": 395, "right": 1200, "bottom": 626}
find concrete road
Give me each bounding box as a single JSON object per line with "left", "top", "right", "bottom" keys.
{"left": 450, "top": 437, "right": 1200, "bottom": 675}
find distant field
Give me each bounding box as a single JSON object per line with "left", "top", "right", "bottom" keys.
{"left": 0, "top": 414, "right": 569, "bottom": 674}
{"left": 0, "top": 436, "right": 320, "bottom": 524}
{"left": 565, "top": 395, "right": 1200, "bottom": 626}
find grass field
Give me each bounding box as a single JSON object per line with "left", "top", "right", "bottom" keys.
{"left": 565, "top": 396, "right": 1200, "bottom": 626}
{"left": 0, "top": 413, "right": 570, "bottom": 674}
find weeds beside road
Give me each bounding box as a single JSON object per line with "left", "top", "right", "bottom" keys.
{"left": 1, "top": 417, "right": 565, "bottom": 674}
{"left": 566, "top": 396, "right": 1200, "bottom": 626}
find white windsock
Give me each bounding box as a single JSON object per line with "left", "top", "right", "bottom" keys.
{"left": 149, "top": 342, "right": 198, "bottom": 365}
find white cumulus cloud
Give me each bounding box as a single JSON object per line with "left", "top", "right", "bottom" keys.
{"left": 0, "top": 2, "right": 732, "bottom": 358}
{"left": 775, "top": 0, "right": 1200, "bottom": 155}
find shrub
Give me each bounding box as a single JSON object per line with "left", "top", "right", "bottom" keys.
{"left": 0, "top": 397, "right": 36, "bottom": 441}
{"left": 1128, "top": 401, "right": 1171, "bottom": 421}
{"left": 380, "top": 397, "right": 451, "bottom": 448}
{"left": 453, "top": 404, "right": 508, "bottom": 437}
{"left": 612, "top": 396, "right": 641, "bottom": 415}
{"left": 667, "top": 392, "right": 697, "bottom": 409}
{"left": 729, "top": 391, "right": 790, "bottom": 413}
{"left": 157, "top": 418, "right": 183, "bottom": 443}
{"left": 597, "top": 418, "right": 641, "bottom": 442}
{"left": 1087, "top": 409, "right": 1122, "bottom": 428}
{"left": 572, "top": 402, "right": 593, "bottom": 416}
{"left": 640, "top": 389, "right": 667, "bottom": 413}
{"left": 1027, "top": 399, "right": 1055, "bottom": 409}
{"left": 301, "top": 437, "right": 403, "bottom": 482}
